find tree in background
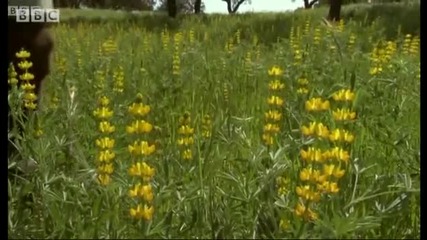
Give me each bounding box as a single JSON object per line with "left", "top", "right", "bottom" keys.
{"left": 222, "top": 0, "right": 251, "bottom": 14}
{"left": 327, "top": 0, "right": 342, "bottom": 21}
{"left": 194, "top": 0, "right": 202, "bottom": 13}
{"left": 303, "top": 0, "right": 320, "bottom": 8}
{"left": 157, "top": 0, "right": 206, "bottom": 14}
{"left": 167, "top": 0, "right": 178, "bottom": 17}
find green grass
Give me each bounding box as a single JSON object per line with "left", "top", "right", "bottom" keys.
{"left": 8, "top": 10, "right": 420, "bottom": 239}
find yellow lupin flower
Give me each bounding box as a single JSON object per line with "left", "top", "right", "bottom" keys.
{"left": 182, "top": 149, "right": 193, "bottom": 160}
{"left": 177, "top": 137, "right": 194, "bottom": 146}
{"left": 332, "top": 108, "right": 357, "bottom": 121}
{"left": 332, "top": 89, "right": 355, "bottom": 102}
{"left": 269, "top": 80, "right": 285, "bottom": 91}
{"left": 262, "top": 133, "right": 274, "bottom": 145}
{"left": 128, "top": 141, "right": 156, "bottom": 156}
{"left": 19, "top": 72, "right": 35, "bottom": 81}
{"left": 329, "top": 129, "right": 355, "bottom": 143}
{"left": 305, "top": 98, "right": 330, "bottom": 112}
{"left": 126, "top": 120, "right": 153, "bottom": 134}
{"left": 297, "top": 88, "right": 309, "bottom": 94}
{"left": 23, "top": 92, "right": 38, "bottom": 102}
{"left": 294, "top": 202, "right": 318, "bottom": 221}
{"left": 97, "top": 150, "right": 115, "bottom": 163}
{"left": 178, "top": 125, "right": 194, "bottom": 135}
{"left": 16, "top": 49, "right": 31, "bottom": 58}
{"left": 264, "top": 110, "right": 282, "bottom": 121}
{"left": 140, "top": 184, "right": 154, "bottom": 202}
{"left": 93, "top": 107, "right": 114, "bottom": 119}
{"left": 97, "top": 174, "right": 111, "bottom": 186}
{"left": 99, "top": 121, "right": 115, "bottom": 133}
{"left": 297, "top": 77, "right": 309, "bottom": 85}
{"left": 129, "top": 204, "right": 154, "bottom": 221}
{"left": 128, "top": 162, "right": 155, "bottom": 181}
{"left": 20, "top": 83, "right": 36, "bottom": 91}
{"left": 128, "top": 103, "right": 151, "bottom": 117}
{"left": 99, "top": 96, "right": 110, "bottom": 106}
{"left": 300, "top": 147, "right": 324, "bottom": 163}
{"left": 267, "top": 96, "right": 284, "bottom": 106}
{"left": 264, "top": 123, "right": 280, "bottom": 134}
{"left": 328, "top": 147, "right": 350, "bottom": 164}
{"left": 97, "top": 163, "right": 114, "bottom": 174}
{"left": 17, "top": 60, "right": 33, "bottom": 70}
{"left": 95, "top": 137, "right": 115, "bottom": 149}
{"left": 268, "top": 66, "right": 284, "bottom": 77}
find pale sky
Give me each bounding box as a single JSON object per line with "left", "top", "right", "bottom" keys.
{"left": 204, "top": 0, "right": 302, "bottom": 13}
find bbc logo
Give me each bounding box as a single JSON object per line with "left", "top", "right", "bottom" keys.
{"left": 8, "top": 6, "right": 60, "bottom": 23}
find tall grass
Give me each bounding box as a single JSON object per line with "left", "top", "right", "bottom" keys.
{"left": 8, "top": 11, "right": 420, "bottom": 239}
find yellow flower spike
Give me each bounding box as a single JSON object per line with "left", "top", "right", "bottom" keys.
{"left": 19, "top": 72, "right": 35, "bottom": 81}
{"left": 300, "top": 147, "right": 324, "bottom": 163}
{"left": 297, "top": 77, "right": 309, "bottom": 85}
{"left": 262, "top": 133, "right": 274, "bottom": 145}
{"left": 268, "top": 80, "right": 285, "bottom": 91}
{"left": 268, "top": 65, "right": 284, "bottom": 76}
{"left": 315, "top": 122, "right": 329, "bottom": 138}
{"left": 128, "top": 103, "right": 151, "bottom": 117}
{"left": 99, "top": 121, "right": 115, "bottom": 134}
{"left": 130, "top": 204, "right": 143, "bottom": 219}
{"left": 129, "top": 183, "right": 141, "bottom": 198}
{"left": 264, "top": 123, "right": 280, "bottom": 134}
{"left": 93, "top": 107, "right": 114, "bottom": 119}
{"left": 142, "top": 204, "right": 154, "bottom": 221}
{"left": 267, "top": 96, "right": 284, "bottom": 106}
{"left": 294, "top": 202, "right": 306, "bottom": 217}
{"left": 182, "top": 149, "right": 193, "bottom": 160}
{"left": 23, "top": 92, "right": 38, "bottom": 102}
{"left": 332, "top": 108, "right": 357, "bottom": 121}
{"left": 332, "top": 89, "right": 355, "bottom": 102}
{"left": 177, "top": 137, "right": 194, "bottom": 146}
{"left": 178, "top": 125, "right": 194, "bottom": 135}
{"left": 279, "top": 219, "right": 291, "bottom": 230}
{"left": 128, "top": 141, "right": 156, "bottom": 156}
{"left": 333, "top": 167, "right": 345, "bottom": 179}
{"left": 128, "top": 162, "right": 156, "bottom": 181}
{"left": 97, "top": 174, "right": 111, "bottom": 186}
{"left": 96, "top": 137, "right": 115, "bottom": 149}
{"left": 305, "top": 98, "right": 330, "bottom": 112}
{"left": 265, "top": 110, "right": 282, "bottom": 122}
{"left": 98, "top": 96, "right": 110, "bottom": 106}
{"left": 299, "top": 167, "right": 312, "bottom": 182}
{"left": 126, "top": 120, "right": 153, "bottom": 134}
{"left": 34, "top": 128, "right": 44, "bottom": 138}
{"left": 17, "top": 60, "right": 33, "bottom": 70}
{"left": 140, "top": 184, "right": 154, "bottom": 202}
{"left": 20, "top": 83, "right": 36, "bottom": 91}
{"left": 16, "top": 49, "right": 31, "bottom": 58}
{"left": 24, "top": 102, "right": 37, "bottom": 110}
{"left": 97, "top": 163, "right": 114, "bottom": 175}
{"left": 297, "top": 88, "right": 309, "bottom": 94}
{"left": 97, "top": 150, "right": 115, "bottom": 163}
{"left": 323, "top": 164, "right": 335, "bottom": 176}
{"left": 329, "top": 147, "right": 350, "bottom": 164}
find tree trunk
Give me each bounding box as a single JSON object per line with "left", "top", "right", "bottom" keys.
{"left": 307, "top": 0, "right": 319, "bottom": 8}
{"left": 167, "top": 0, "right": 177, "bottom": 18}
{"left": 328, "top": 0, "right": 342, "bottom": 22}
{"left": 194, "top": 0, "right": 202, "bottom": 14}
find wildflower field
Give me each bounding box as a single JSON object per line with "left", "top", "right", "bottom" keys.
{"left": 8, "top": 10, "right": 420, "bottom": 239}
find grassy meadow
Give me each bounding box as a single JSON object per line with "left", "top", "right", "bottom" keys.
{"left": 8, "top": 6, "right": 420, "bottom": 239}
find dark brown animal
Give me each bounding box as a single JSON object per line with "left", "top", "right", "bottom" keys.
{"left": 8, "top": 17, "right": 54, "bottom": 165}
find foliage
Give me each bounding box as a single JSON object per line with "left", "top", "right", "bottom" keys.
{"left": 8, "top": 7, "right": 419, "bottom": 239}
